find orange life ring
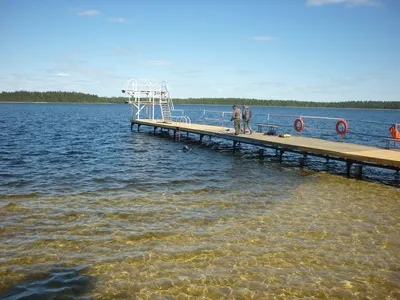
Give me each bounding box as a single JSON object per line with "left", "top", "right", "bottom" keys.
{"left": 389, "top": 124, "right": 400, "bottom": 139}
{"left": 336, "top": 119, "right": 349, "bottom": 135}
{"left": 294, "top": 118, "right": 304, "bottom": 133}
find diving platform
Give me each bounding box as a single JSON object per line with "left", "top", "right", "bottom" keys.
{"left": 122, "top": 79, "right": 174, "bottom": 122}
{"left": 130, "top": 119, "right": 400, "bottom": 178}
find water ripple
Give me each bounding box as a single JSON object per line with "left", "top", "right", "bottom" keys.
{"left": 0, "top": 104, "right": 399, "bottom": 299}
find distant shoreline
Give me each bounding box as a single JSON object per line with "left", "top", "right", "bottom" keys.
{"left": 1, "top": 91, "right": 399, "bottom": 109}
{"left": 1, "top": 101, "right": 399, "bottom": 111}
{"left": 175, "top": 103, "right": 400, "bottom": 111}
{"left": 0, "top": 101, "right": 113, "bottom": 104}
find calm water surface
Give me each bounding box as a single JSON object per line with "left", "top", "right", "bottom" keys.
{"left": 0, "top": 103, "right": 399, "bottom": 299}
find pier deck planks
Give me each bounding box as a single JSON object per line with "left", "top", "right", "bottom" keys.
{"left": 131, "top": 119, "right": 400, "bottom": 169}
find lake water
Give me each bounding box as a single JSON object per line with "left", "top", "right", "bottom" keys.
{"left": 0, "top": 103, "right": 399, "bottom": 299}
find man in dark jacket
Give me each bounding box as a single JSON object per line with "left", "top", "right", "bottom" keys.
{"left": 242, "top": 104, "right": 252, "bottom": 134}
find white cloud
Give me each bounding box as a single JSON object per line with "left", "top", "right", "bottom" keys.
{"left": 108, "top": 18, "right": 126, "bottom": 23}
{"left": 77, "top": 10, "right": 100, "bottom": 16}
{"left": 306, "top": 0, "right": 380, "bottom": 6}
{"left": 251, "top": 36, "right": 274, "bottom": 41}
{"left": 55, "top": 73, "right": 69, "bottom": 77}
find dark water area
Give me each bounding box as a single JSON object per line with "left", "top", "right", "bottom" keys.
{"left": 0, "top": 103, "right": 399, "bottom": 299}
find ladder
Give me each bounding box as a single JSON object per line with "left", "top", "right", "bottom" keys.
{"left": 160, "top": 102, "right": 172, "bottom": 122}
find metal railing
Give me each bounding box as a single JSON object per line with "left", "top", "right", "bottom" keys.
{"left": 266, "top": 114, "right": 399, "bottom": 140}
{"left": 266, "top": 113, "right": 346, "bottom": 136}
{"left": 173, "top": 109, "right": 185, "bottom": 115}
{"left": 173, "top": 116, "right": 191, "bottom": 125}
{"left": 202, "top": 110, "right": 232, "bottom": 127}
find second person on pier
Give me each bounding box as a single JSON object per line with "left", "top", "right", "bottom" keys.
{"left": 242, "top": 104, "right": 252, "bottom": 134}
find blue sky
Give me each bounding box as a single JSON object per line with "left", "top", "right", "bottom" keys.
{"left": 0, "top": 0, "right": 399, "bottom": 102}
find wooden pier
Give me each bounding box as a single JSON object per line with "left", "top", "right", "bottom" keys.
{"left": 131, "top": 119, "right": 400, "bottom": 178}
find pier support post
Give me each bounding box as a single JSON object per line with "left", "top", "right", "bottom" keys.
{"left": 173, "top": 127, "right": 181, "bottom": 141}
{"left": 279, "top": 149, "right": 285, "bottom": 162}
{"left": 233, "top": 141, "right": 239, "bottom": 152}
{"left": 346, "top": 160, "right": 353, "bottom": 178}
{"left": 300, "top": 152, "right": 308, "bottom": 168}
{"left": 355, "top": 165, "right": 363, "bottom": 179}
{"left": 200, "top": 134, "right": 205, "bottom": 142}
{"left": 137, "top": 124, "right": 141, "bottom": 132}
{"left": 299, "top": 157, "right": 305, "bottom": 168}
{"left": 154, "top": 126, "right": 158, "bottom": 133}
{"left": 258, "top": 149, "right": 264, "bottom": 159}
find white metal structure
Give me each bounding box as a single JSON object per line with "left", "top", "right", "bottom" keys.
{"left": 122, "top": 79, "right": 174, "bottom": 122}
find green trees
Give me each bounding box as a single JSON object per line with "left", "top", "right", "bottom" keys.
{"left": 0, "top": 91, "right": 126, "bottom": 103}
{"left": 173, "top": 97, "right": 400, "bottom": 109}
{"left": 0, "top": 91, "right": 398, "bottom": 109}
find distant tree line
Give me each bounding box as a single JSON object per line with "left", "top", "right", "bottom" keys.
{"left": 0, "top": 91, "right": 126, "bottom": 103}
{"left": 174, "top": 97, "right": 400, "bottom": 109}
{"left": 0, "top": 91, "right": 399, "bottom": 109}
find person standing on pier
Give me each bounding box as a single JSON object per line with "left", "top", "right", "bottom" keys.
{"left": 242, "top": 104, "right": 252, "bottom": 134}
{"left": 231, "top": 105, "right": 241, "bottom": 135}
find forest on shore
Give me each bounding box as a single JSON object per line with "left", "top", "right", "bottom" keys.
{"left": 1, "top": 91, "right": 399, "bottom": 109}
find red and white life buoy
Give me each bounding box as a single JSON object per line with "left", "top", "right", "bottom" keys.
{"left": 294, "top": 118, "right": 304, "bottom": 133}
{"left": 336, "top": 119, "right": 349, "bottom": 135}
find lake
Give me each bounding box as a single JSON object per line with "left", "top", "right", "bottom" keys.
{"left": 0, "top": 103, "right": 399, "bottom": 299}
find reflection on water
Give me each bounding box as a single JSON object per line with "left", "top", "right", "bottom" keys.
{"left": 1, "top": 265, "right": 94, "bottom": 299}
{"left": 0, "top": 104, "right": 399, "bottom": 299}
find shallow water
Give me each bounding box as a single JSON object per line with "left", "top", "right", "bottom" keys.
{"left": 0, "top": 103, "right": 399, "bottom": 299}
